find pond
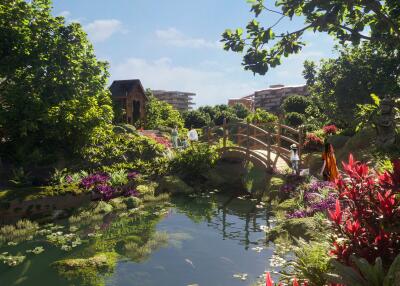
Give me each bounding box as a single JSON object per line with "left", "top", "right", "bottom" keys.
{"left": 0, "top": 193, "right": 282, "bottom": 286}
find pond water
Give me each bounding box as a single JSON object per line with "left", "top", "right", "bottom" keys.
{"left": 0, "top": 193, "right": 279, "bottom": 286}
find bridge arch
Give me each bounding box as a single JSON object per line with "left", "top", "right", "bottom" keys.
{"left": 206, "top": 119, "right": 304, "bottom": 173}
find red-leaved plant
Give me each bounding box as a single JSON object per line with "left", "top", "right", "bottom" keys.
{"left": 265, "top": 272, "right": 308, "bottom": 286}
{"left": 303, "top": 133, "right": 323, "bottom": 151}
{"left": 323, "top": 124, "right": 338, "bottom": 135}
{"left": 329, "top": 154, "right": 400, "bottom": 267}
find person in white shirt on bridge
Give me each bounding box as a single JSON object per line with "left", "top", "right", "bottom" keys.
{"left": 290, "top": 144, "right": 300, "bottom": 175}
{"left": 187, "top": 126, "right": 198, "bottom": 144}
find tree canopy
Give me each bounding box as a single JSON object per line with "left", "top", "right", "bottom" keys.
{"left": 221, "top": 0, "right": 400, "bottom": 75}
{"left": 0, "top": 0, "right": 113, "bottom": 164}
{"left": 144, "top": 92, "right": 184, "bottom": 130}
{"left": 304, "top": 43, "right": 400, "bottom": 128}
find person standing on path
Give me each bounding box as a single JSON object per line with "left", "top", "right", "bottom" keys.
{"left": 171, "top": 126, "right": 179, "bottom": 148}
{"left": 320, "top": 142, "right": 339, "bottom": 182}
{"left": 187, "top": 126, "right": 198, "bottom": 144}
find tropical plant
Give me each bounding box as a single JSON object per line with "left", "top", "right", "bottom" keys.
{"left": 329, "top": 155, "right": 400, "bottom": 267}
{"left": 327, "top": 254, "right": 400, "bottom": 286}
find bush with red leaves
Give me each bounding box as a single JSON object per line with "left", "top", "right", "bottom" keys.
{"left": 323, "top": 124, "right": 338, "bottom": 135}
{"left": 329, "top": 154, "right": 400, "bottom": 268}
{"left": 303, "top": 133, "right": 323, "bottom": 151}
{"left": 143, "top": 133, "right": 172, "bottom": 148}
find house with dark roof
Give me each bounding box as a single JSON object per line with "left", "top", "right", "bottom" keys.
{"left": 110, "top": 79, "right": 148, "bottom": 125}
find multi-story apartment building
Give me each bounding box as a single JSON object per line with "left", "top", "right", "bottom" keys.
{"left": 152, "top": 90, "right": 196, "bottom": 112}
{"left": 228, "top": 94, "right": 255, "bottom": 111}
{"left": 254, "top": 84, "right": 308, "bottom": 113}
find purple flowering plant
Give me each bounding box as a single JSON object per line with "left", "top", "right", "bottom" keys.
{"left": 80, "top": 170, "right": 140, "bottom": 201}
{"left": 286, "top": 179, "right": 338, "bottom": 219}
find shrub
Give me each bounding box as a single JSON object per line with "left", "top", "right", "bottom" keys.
{"left": 329, "top": 155, "right": 400, "bottom": 267}
{"left": 183, "top": 110, "right": 211, "bottom": 128}
{"left": 81, "top": 132, "right": 165, "bottom": 170}
{"left": 246, "top": 108, "right": 278, "bottom": 124}
{"left": 323, "top": 125, "right": 338, "bottom": 135}
{"left": 144, "top": 93, "right": 184, "bottom": 129}
{"left": 169, "top": 143, "right": 219, "bottom": 180}
{"left": 303, "top": 133, "right": 323, "bottom": 151}
{"left": 282, "top": 95, "right": 311, "bottom": 114}
{"left": 285, "top": 112, "right": 305, "bottom": 127}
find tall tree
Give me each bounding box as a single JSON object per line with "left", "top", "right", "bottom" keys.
{"left": 221, "top": 0, "right": 400, "bottom": 75}
{"left": 0, "top": 0, "right": 113, "bottom": 164}
{"left": 305, "top": 43, "right": 400, "bottom": 128}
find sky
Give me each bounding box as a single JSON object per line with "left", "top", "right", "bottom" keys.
{"left": 52, "top": 0, "right": 337, "bottom": 107}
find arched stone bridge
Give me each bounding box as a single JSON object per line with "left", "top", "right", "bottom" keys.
{"left": 206, "top": 120, "right": 304, "bottom": 173}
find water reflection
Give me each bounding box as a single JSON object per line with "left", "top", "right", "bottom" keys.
{"left": 1, "top": 194, "right": 274, "bottom": 286}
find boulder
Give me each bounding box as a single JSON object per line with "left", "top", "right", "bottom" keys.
{"left": 158, "top": 176, "right": 194, "bottom": 195}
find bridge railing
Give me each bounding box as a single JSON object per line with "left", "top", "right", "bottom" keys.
{"left": 205, "top": 118, "right": 304, "bottom": 168}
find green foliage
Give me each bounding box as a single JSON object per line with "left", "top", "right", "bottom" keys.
{"left": 221, "top": 0, "right": 400, "bottom": 75}
{"left": 327, "top": 254, "right": 400, "bottom": 286}
{"left": 9, "top": 167, "right": 32, "bottom": 187}
{"left": 182, "top": 110, "right": 211, "bottom": 128}
{"left": 232, "top": 103, "right": 250, "bottom": 119}
{"left": 0, "top": 219, "right": 39, "bottom": 244}
{"left": 169, "top": 143, "right": 219, "bottom": 180}
{"left": 285, "top": 112, "right": 305, "bottom": 127}
{"left": 282, "top": 95, "right": 311, "bottom": 114}
{"left": 196, "top": 104, "right": 242, "bottom": 126}
{"left": 280, "top": 239, "right": 332, "bottom": 286}
{"left": 0, "top": 0, "right": 113, "bottom": 165}
{"left": 108, "top": 169, "right": 128, "bottom": 187}
{"left": 144, "top": 92, "right": 184, "bottom": 129}
{"left": 355, "top": 94, "right": 381, "bottom": 132}
{"left": 305, "top": 44, "right": 400, "bottom": 128}
{"left": 52, "top": 252, "right": 118, "bottom": 286}
{"left": 81, "top": 132, "right": 165, "bottom": 173}
{"left": 246, "top": 108, "right": 278, "bottom": 124}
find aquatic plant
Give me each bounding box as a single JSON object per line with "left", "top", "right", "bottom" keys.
{"left": 0, "top": 219, "right": 38, "bottom": 243}
{"left": 26, "top": 246, "right": 45, "bottom": 255}
{"left": 52, "top": 252, "right": 117, "bottom": 286}
{"left": 0, "top": 253, "right": 26, "bottom": 267}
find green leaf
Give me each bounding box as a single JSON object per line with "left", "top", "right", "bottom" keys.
{"left": 370, "top": 93, "right": 380, "bottom": 106}
{"left": 383, "top": 254, "right": 400, "bottom": 286}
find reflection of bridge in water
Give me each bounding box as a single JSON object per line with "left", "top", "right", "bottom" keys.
{"left": 205, "top": 194, "right": 273, "bottom": 250}
{"left": 206, "top": 120, "right": 304, "bottom": 173}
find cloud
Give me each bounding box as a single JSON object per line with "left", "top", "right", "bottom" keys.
{"left": 84, "top": 19, "right": 125, "bottom": 43}
{"left": 57, "top": 11, "right": 71, "bottom": 18}
{"left": 111, "top": 57, "right": 263, "bottom": 107}
{"left": 155, "top": 28, "right": 218, "bottom": 49}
